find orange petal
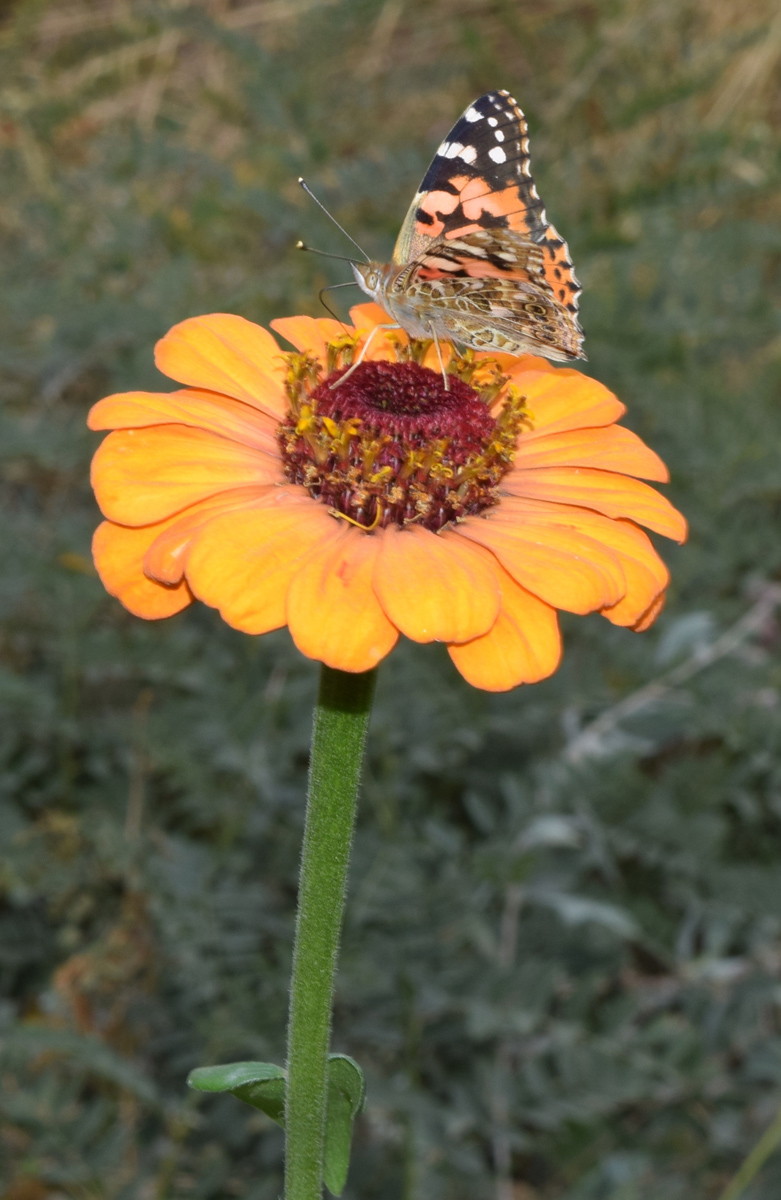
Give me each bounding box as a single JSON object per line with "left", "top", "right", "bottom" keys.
{"left": 448, "top": 563, "right": 562, "bottom": 691}
{"left": 154, "top": 314, "right": 287, "bottom": 418}
{"left": 287, "top": 525, "right": 399, "bottom": 672}
{"left": 502, "top": 467, "right": 687, "bottom": 541}
{"left": 270, "top": 315, "right": 344, "bottom": 361}
{"left": 492, "top": 498, "right": 670, "bottom": 628}
{"left": 456, "top": 512, "right": 626, "bottom": 614}
{"left": 93, "top": 519, "right": 193, "bottom": 619}
{"left": 185, "top": 492, "right": 335, "bottom": 635}
{"left": 347, "top": 303, "right": 403, "bottom": 361}
{"left": 480, "top": 351, "right": 556, "bottom": 377}
{"left": 511, "top": 425, "right": 669, "bottom": 482}
{"left": 349, "top": 302, "right": 394, "bottom": 331}
{"left": 88, "top": 388, "right": 279, "bottom": 452}
{"left": 597, "top": 526, "right": 669, "bottom": 626}
{"left": 631, "top": 590, "right": 666, "bottom": 632}
{"left": 373, "top": 524, "right": 499, "bottom": 643}
{"left": 496, "top": 369, "right": 625, "bottom": 434}
{"left": 91, "top": 425, "right": 284, "bottom": 526}
{"left": 274, "top": 308, "right": 405, "bottom": 366}
{"left": 421, "top": 339, "right": 456, "bottom": 373}
{"left": 143, "top": 485, "right": 278, "bottom": 584}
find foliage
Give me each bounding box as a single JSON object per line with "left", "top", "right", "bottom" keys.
{"left": 1, "top": 1, "right": 781, "bottom": 1198}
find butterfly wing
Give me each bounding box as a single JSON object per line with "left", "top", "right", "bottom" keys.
{"left": 396, "top": 228, "right": 583, "bottom": 360}
{"left": 392, "top": 90, "right": 583, "bottom": 355}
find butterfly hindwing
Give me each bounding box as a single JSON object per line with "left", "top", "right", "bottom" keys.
{"left": 396, "top": 229, "right": 582, "bottom": 359}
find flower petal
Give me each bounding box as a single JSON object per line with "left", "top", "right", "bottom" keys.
{"left": 492, "top": 497, "right": 670, "bottom": 627}
{"left": 502, "top": 466, "right": 687, "bottom": 541}
{"left": 456, "top": 511, "right": 626, "bottom": 614}
{"left": 349, "top": 302, "right": 394, "bottom": 331}
{"left": 88, "top": 388, "right": 279, "bottom": 451}
{"left": 144, "top": 486, "right": 278, "bottom": 584}
{"left": 597, "top": 526, "right": 670, "bottom": 626}
{"left": 348, "top": 303, "right": 402, "bottom": 361}
{"left": 185, "top": 492, "right": 334, "bottom": 635}
{"left": 93, "top": 519, "right": 193, "bottom": 619}
{"left": 484, "top": 352, "right": 556, "bottom": 377}
{"left": 270, "top": 315, "right": 344, "bottom": 361}
{"left": 421, "top": 339, "right": 456, "bottom": 373}
{"left": 449, "top": 562, "right": 561, "bottom": 691}
{"left": 373, "top": 524, "right": 500, "bottom": 643}
{"left": 632, "top": 591, "right": 666, "bottom": 632}
{"left": 92, "top": 425, "right": 284, "bottom": 526}
{"left": 287, "top": 525, "right": 399, "bottom": 672}
{"left": 498, "top": 369, "right": 625, "bottom": 434}
{"left": 154, "top": 314, "right": 287, "bottom": 418}
{"left": 511, "top": 425, "right": 669, "bottom": 481}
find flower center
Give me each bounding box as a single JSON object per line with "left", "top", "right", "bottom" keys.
{"left": 314, "top": 360, "right": 494, "bottom": 448}
{"left": 278, "top": 337, "right": 530, "bottom": 533}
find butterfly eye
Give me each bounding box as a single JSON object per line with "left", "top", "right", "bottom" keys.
{"left": 525, "top": 303, "right": 547, "bottom": 316}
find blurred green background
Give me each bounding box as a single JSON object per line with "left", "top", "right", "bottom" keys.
{"left": 1, "top": 2, "right": 781, "bottom": 1198}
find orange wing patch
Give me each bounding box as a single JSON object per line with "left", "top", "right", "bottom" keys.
{"left": 540, "top": 227, "right": 581, "bottom": 314}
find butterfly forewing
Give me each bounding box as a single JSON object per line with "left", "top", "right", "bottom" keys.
{"left": 388, "top": 89, "right": 585, "bottom": 361}
{"left": 393, "top": 91, "right": 548, "bottom": 260}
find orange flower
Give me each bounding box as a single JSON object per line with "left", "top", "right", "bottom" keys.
{"left": 88, "top": 303, "right": 686, "bottom": 691}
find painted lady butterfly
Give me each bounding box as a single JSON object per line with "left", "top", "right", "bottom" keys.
{"left": 353, "top": 90, "right": 585, "bottom": 362}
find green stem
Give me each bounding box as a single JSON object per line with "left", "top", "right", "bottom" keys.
{"left": 718, "top": 1105, "right": 781, "bottom": 1200}
{"left": 284, "top": 664, "right": 377, "bottom": 1200}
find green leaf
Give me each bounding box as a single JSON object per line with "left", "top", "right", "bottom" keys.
{"left": 187, "top": 1061, "right": 286, "bottom": 1125}
{"left": 186, "top": 1055, "right": 366, "bottom": 1194}
{"left": 323, "top": 1055, "right": 365, "bottom": 1196}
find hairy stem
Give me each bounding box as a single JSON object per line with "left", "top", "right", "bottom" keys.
{"left": 284, "top": 665, "right": 376, "bottom": 1200}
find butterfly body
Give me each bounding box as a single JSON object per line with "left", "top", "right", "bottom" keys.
{"left": 353, "top": 90, "right": 585, "bottom": 362}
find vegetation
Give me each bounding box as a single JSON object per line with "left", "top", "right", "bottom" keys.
{"left": 1, "top": 1, "right": 780, "bottom": 1197}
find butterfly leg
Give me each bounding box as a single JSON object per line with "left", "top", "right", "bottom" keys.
{"left": 428, "top": 325, "right": 449, "bottom": 391}
{"left": 330, "top": 323, "right": 401, "bottom": 388}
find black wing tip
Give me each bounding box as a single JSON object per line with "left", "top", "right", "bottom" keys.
{"left": 465, "top": 88, "right": 522, "bottom": 111}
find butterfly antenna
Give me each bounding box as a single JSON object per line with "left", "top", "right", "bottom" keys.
{"left": 318, "top": 282, "right": 359, "bottom": 326}
{"left": 298, "top": 177, "right": 370, "bottom": 262}
{"left": 296, "top": 240, "right": 360, "bottom": 265}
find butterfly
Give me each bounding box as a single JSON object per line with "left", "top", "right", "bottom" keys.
{"left": 352, "top": 90, "right": 585, "bottom": 362}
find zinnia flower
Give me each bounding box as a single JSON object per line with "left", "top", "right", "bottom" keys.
{"left": 88, "top": 303, "right": 686, "bottom": 691}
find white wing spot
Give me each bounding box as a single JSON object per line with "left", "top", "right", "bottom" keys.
{"left": 464, "top": 106, "right": 482, "bottom": 122}
{"left": 494, "top": 129, "right": 505, "bottom": 142}
{"left": 487, "top": 116, "right": 498, "bottom": 127}
{"left": 458, "top": 143, "right": 477, "bottom": 163}
{"left": 488, "top": 146, "right": 507, "bottom": 163}
{"left": 444, "top": 141, "right": 465, "bottom": 159}
{"left": 437, "top": 141, "right": 451, "bottom": 157}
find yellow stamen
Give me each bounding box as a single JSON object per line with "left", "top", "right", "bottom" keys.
{"left": 329, "top": 503, "right": 383, "bottom": 532}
